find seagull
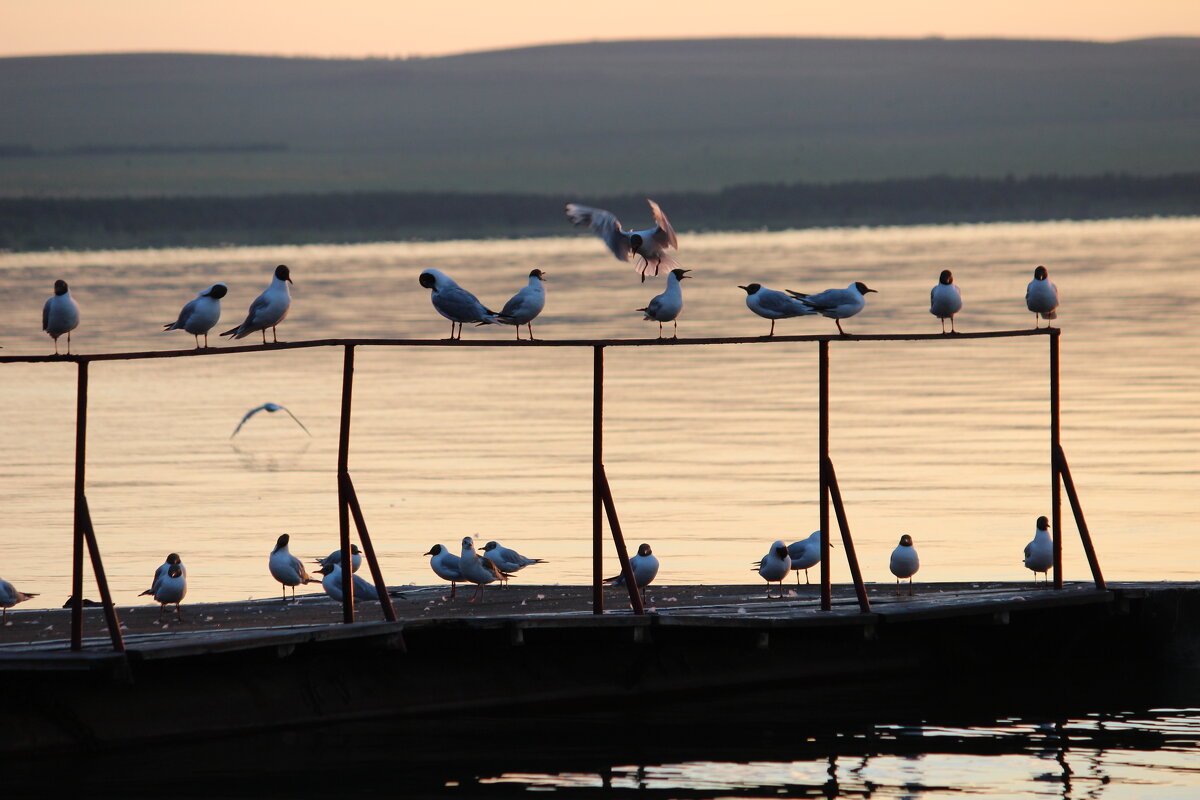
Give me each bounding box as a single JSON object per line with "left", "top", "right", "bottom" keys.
{"left": 604, "top": 543, "right": 660, "bottom": 605}
{"left": 638, "top": 268, "right": 690, "bottom": 338}
{"left": 42, "top": 279, "right": 80, "bottom": 355}
{"left": 317, "top": 561, "right": 384, "bottom": 603}
{"left": 929, "top": 270, "right": 963, "bottom": 334}
{"left": 418, "top": 269, "right": 498, "bottom": 339}
{"left": 164, "top": 282, "right": 228, "bottom": 348}
{"left": 152, "top": 561, "right": 187, "bottom": 622}
{"left": 753, "top": 540, "right": 792, "bottom": 599}
{"left": 229, "top": 402, "right": 311, "bottom": 438}
{"left": 565, "top": 198, "right": 680, "bottom": 282}
{"left": 220, "top": 264, "right": 292, "bottom": 343}
{"left": 424, "top": 543, "right": 463, "bottom": 599}
{"left": 889, "top": 534, "right": 919, "bottom": 596}
{"left": 140, "top": 553, "right": 184, "bottom": 600}
{"left": 1025, "top": 265, "right": 1059, "bottom": 328}
{"left": 1023, "top": 515, "right": 1054, "bottom": 584}
{"left": 739, "top": 283, "right": 816, "bottom": 336}
{"left": 787, "top": 282, "right": 878, "bottom": 335}
{"left": 495, "top": 269, "right": 547, "bottom": 340}
{"left": 787, "top": 530, "right": 830, "bottom": 585}
{"left": 268, "top": 534, "right": 318, "bottom": 602}
{"left": 481, "top": 540, "right": 546, "bottom": 585}
{"left": 459, "top": 536, "right": 511, "bottom": 603}
{"left": 314, "top": 544, "right": 362, "bottom": 574}
{"left": 0, "top": 578, "right": 38, "bottom": 623}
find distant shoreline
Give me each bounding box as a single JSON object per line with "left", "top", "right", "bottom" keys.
{"left": 2, "top": 173, "right": 1198, "bottom": 253}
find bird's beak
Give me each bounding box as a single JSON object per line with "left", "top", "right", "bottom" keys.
{"left": 865, "top": 287, "right": 877, "bottom": 293}
{"left": 737, "top": 285, "right": 748, "bottom": 290}
{"left": 681, "top": 270, "right": 692, "bottom": 280}
{"left": 423, "top": 549, "right": 433, "bottom": 556}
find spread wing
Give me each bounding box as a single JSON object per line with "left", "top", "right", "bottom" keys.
{"left": 565, "top": 203, "right": 631, "bottom": 261}
{"left": 647, "top": 199, "right": 678, "bottom": 250}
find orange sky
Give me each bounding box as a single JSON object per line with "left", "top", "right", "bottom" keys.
{"left": 2, "top": 0, "right": 1198, "bottom": 58}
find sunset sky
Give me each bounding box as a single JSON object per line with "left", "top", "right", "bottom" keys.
{"left": 2, "top": 0, "right": 1198, "bottom": 58}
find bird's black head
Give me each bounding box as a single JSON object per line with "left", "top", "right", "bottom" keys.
{"left": 1037, "top": 515, "right": 1050, "bottom": 530}
{"left": 774, "top": 544, "right": 789, "bottom": 559}
{"left": 424, "top": 544, "right": 442, "bottom": 556}
{"left": 855, "top": 282, "right": 877, "bottom": 294}
{"left": 168, "top": 564, "right": 183, "bottom": 579}
{"left": 671, "top": 268, "right": 691, "bottom": 281}
{"left": 207, "top": 283, "right": 229, "bottom": 299}
{"left": 899, "top": 534, "right": 913, "bottom": 547}
{"left": 638, "top": 543, "right": 653, "bottom": 556}
{"left": 166, "top": 553, "right": 181, "bottom": 564}
{"left": 419, "top": 272, "right": 438, "bottom": 289}
{"left": 350, "top": 544, "right": 361, "bottom": 555}
{"left": 275, "top": 265, "right": 292, "bottom": 284}
{"left": 939, "top": 270, "right": 954, "bottom": 285}
{"left": 529, "top": 269, "right": 546, "bottom": 280}
{"left": 273, "top": 534, "right": 289, "bottom": 551}
{"left": 482, "top": 541, "right": 499, "bottom": 552}
{"left": 629, "top": 233, "right": 643, "bottom": 251}
{"left": 53, "top": 279, "right": 69, "bottom": 295}
{"left": 1033, "top": 265, "right": 1048, "bottom": 281}
{"left": 739, "top": 283, "right": 761, "bottom": 295}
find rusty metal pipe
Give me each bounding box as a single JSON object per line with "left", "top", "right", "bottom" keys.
{"left": 338, "top": 345, "right": 355, "bottom": 622}
{"left": 598, "top": 465, "right": 645, "bottom": 615}
{"left": 825, "top": 458, "right": 871, "bottom": 613}
{"left": 819, "top": 340, "right": 831, "bottom": 611}
{"left": 1056, "top": 446, "right": 1106, "bottom": 590}
{"left": 592, "top": 346, "right": 604, "bottom": 614}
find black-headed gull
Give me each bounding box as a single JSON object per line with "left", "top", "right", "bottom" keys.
{"left": 481, "top": 540, "right": 546, "bottom": 586}
{"left": 0, "top": 578, "right": 38, "bottom": 623}
{"left": 1025, "top": 265, "right": 1059, "bottom": 327}
{"left": 605, "top": 543, "right": 660, "bottom": 604}
{"left": 164, "top": 282, "right": 228, "bottom": 348}
{"left": 316, "top": 561, "right": 391, "bottom": 603}
{"left": 220, "top": 264, "right": 292, "bottom": 343}
{"left": 739, "top": 283, "right": 816, "bottom": 336}
{"left": 754, "top": 540, "right": 792, "bottom": 599}
{"left": 424, "top": 543, "right": 463, "bottom": 599}
{"left": 889, "top": 534, "right": 919, "bottom": 596}
{"left": 929, "top": 270, "right": 963, "bottom": 334}
{"left": 140, "top": 553, "right": 184, "bottom": 600}
{"left": 566, "top": 199, "right": 680, "bottom": 282}
{"left": 268, "top": 534, "right": 318, "bottom": 602}
{"left": 639, "top": 268, "right": 690, "bottom": 338}
{"left": 1023, "top": 515, "right": 1053, "bottom": 584}
{"left": 315, "top": 544, "right": 362, "bottom": 574}
{"left": 787, "top": 530, "right": 829, "bottom": 585}
{"left": 42, "top": 279, "right": 80, "bottom": 355}
{"left": 152, "top": 561, "right": 187, "bottom": 622}
{"left": 229, "top": 402, "right": 310, "bottom": 439}
{"left": 787, "top": 282, "right": 877, "bottom": 335}
{"left": 495, "top": 269, "right": 547, "bottom": 340}
{"left": 418, "top": 268, "right": 498, "bottom": 340}
{"left": 459, "top": 536, "right": 510, "bottom": 603}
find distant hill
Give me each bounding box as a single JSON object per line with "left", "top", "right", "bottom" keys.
{"left": 1, "top": 38, "right": 1199, "bottom": 197}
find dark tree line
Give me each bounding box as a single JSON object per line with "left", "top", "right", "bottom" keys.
{"left": 2, "top": 173, "right": 1197, "bottom": 252}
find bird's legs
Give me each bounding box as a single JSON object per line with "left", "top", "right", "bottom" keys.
{"left": 835, "top": 319, "right": 846, "bottom": 336}
{"left": 526, "top": 322, "right": 535, "bottom": 340}
{"left": 950, "top": 316, "right": 957, "bottom": 334}
{"left": 194, "top": 333, "right": 202, "bottom": 349}
{"left": 657, "top": 321, "right": 664, "bottom": 338}
{"left": 770, "top": 319, "right": 776, "bottom": 337}
{"left": 1034, "top": 314, "right": 1041, "bottom": 329}
{"left": 468, "top": 583, "right": 482, "bottom": 603}
{"left": 672, "top": 319, "right": 678, "bottom": 339}
{"left": 175, "top": 603, "right": 184, "bottom": 622}
{"left": 159, "top": 603, "right": 166, "bottom": 622}
{"left": 66, "top": 331, "right": 72, "bottom": 354}
{"left": 450, "top": 581, "right": 456, "bottom": 600}
{"left": 940, "top": 317, "right": 947, "bottom": 334}
{"left": 908, "top": 578, "right": 914, "bottom": 597}
{"left": 52, "top": 336, "right": 60, "bottom": 355}
{"left": 514, "top": 325, "right": 521, "bottom": 341}
{"left": 261, "top": 329, "right": 268, "bottom": 345}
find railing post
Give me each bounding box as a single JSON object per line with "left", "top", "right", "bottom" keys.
{"left": 819, "top": 339, "right": 831, "bottom": 611}
{"left": 592, "top": 345, "right": 604, "bottom": 614}
{"left": 71, "top": 360, "right": 88, "bottom": 651}
{"left": 338, "top": 344, "right": 355, "bottom": 622}
{"left": 1050, "top": 329, "right": 1063, "bottom": 589}
{"left": 825, "top": 458, "right": 870, "bottom": 613}
{"left": 1056, "top": 446, "right": 1107, "bottom": 590}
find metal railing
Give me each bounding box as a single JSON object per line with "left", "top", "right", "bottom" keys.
{"left": 0, "top": 328, "right": 1105, "bottom": 651}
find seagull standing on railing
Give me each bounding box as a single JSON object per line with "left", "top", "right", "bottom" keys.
{"left": 638, "top": 268, "right": 690, "bottom": 338}
{"left": 0, "top": 578, "right": 38, "bottom": 623}
{"left": 230, "top": 402, "right": 311, "bottom": 438}
{"left": 164, "top": 282, "right": 228, "bottom": 348}
{"left": 42, "top": 279, "right": 80, "bottom": 355}
{"left": 754, "top": 540, "right": 792, "bottom": 599}
{"left": 424, "top": 543, "right": 463, "bottom": 599}
{"left": 739, "top": 283, "right": 816, "bottom": 336}
{"left": 268, "top": 534, "right": 318, "bottom": 602}
{"left": 1025, "top": 265, "right": 1059, "bottom": 328}
{"left": 1023, "top": 516, "right": 1053, "bottom": 585}
{"left": 929, "top": 270, "right": 963, "bottom": 334}
{"left": 565, "top": 199, "right": 681, "bottom": 282}
{"left": 418, "top": 269, "right": 498, "bottom": 340}
{"left": 889, "top": 534, "right": 919, "bottom": 596}
{"left": 220, "top": 264, "right": 292, "bottom": 344}
{"left": 494, "top": 269, "right": 547, "bottom": 340}
{"left": 787, "top": 282, "right": 877, "bottom": 336}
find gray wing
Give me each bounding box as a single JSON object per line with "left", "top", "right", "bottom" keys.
{"left": 758, "top": 289, "right": 811, "bottom": 316}
{"left": 565, "top": 203, "right": 632, "bottom": 261}
{"left": 647, "top": 199, "right": 678, "bottom": 250}
{"left": 166, "top": 297, "right": 199, "bottom": 331}
{"left": 436, "top": 285, "right": 495, "bottom": 323}
{"left": 644, "top": 295, "right": 664, "bottom": 317}
{"left": 41, "top": 299, "right": 49, "bottom": 333}
{"left": 792, "top": 287, "right": 845, "bottom": 311}
{"left": 241, "top": 293, "right": 272, "bottom": 329}
{"left": 277, "top": 405, "right": 311, "bottom": 436}
{"left": 230, "top": 403, "right": 270, "bottom": 438}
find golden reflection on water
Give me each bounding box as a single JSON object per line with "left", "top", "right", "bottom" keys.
{"left": 0, "top": 218, "right": 1197, "bottom": 606}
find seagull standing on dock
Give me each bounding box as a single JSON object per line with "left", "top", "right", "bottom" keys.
{"left": 1023, "top": 516, "right": 1054, "bottom": 584}
{"left": 480, "top": 540, "right": 546, "bottom": 585}
{"left": 424, "top": 544, "right": 463, "bottom": 599}
{"left": 0, "top": 578, "right": 38, "bottom": 623}
{"left": 268, "top": 534, "right": 318, "bottom": 602}
{"left": 638, "top": 268, "right": 690, "bottom": 338}
{"left": 788, "top": 530, "right": 829, "bottom": 585}
{"left": 739, "top": 283, "right": 816, "bottom": 336}
{"left": 230, "top": 402, "right": 311, "bottom": 438}
{"left": 929, "top": 270, "right": 963, "bottom": 334}
{"left": 1025, "top": 265, "right": 1059, "bottom": 327}
{"left": 315, "top": 544, "right": 362, "bottom": 574}
{"left": 418, "top": 268, "right": 498, "bottom": 340}
{"left": 317, "top": 561, "right": 382, "bottom": 603}
{"left": 889, "top": 535, "right": 919, "bottom": 596}
{"left": 164, "top": 282, "right": 228, "bottom": 348}
{"left": 495, "top": 269, "right": 547, "bottom": 340}
{"left": 220, "top": 264, "right": 293, "bottom": 343}
{"left": 787, "top": 282, "right": 877, "bottom": 335}
{"left": 605, "top": 543, "right": 660, "bottom": 604}
{"left": 754, "top": 540, "right": 792, "bottom": 599}
{"left": 565, "top": 199, "right": 680, "bottom": 282}
{"left": 459, "top": 536, "right": 510, "bottom": 603}
{"left": 152, "top": 562, "right": 187, "bottom": 622}
{"left": 140, "top": 553, "right": 184, "bottom": 600}
{"left": 42, "top": 279, "right": 80, "bottom": 355}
